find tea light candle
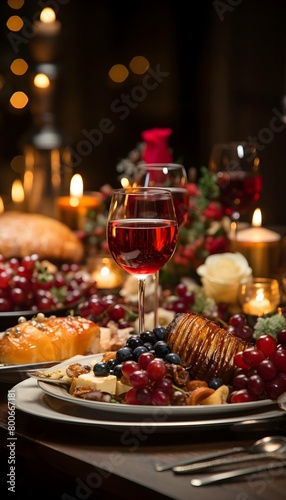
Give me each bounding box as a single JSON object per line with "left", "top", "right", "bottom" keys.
{"left": 231, "top": 209, "right": 281, "bottom": 277}
{"left": 87, "top": 257, "right": 123, "bottom": 290}
{"left": 56, "top": 174, "right": 102, "bottom": 230}
{"left": 243, "top": 290, "right": 272, "bottom": 316}
{"left": 11, "top": 179, "right": 25, "bottom": 211}
{"left": 34, "top": 8, "right": 61, "bottom": 36}
{"left": 239, "top": 277, "right": 280, "bottom": 318}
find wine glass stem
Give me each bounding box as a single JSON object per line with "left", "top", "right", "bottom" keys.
{"left": 138, "top": 278, "right": 146, "bottom": 333}
{"left": 154, "top": 271, "right": 159, "bottom": 328}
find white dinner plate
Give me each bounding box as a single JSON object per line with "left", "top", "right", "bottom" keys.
{"left": 33, "top": 354, "right": 277, "bottom": 418}
{"left": 13, "top": 377, "right": 284, "bottom": 433}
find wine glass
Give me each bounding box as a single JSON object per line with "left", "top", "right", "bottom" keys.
{"left": 107, "top": 187, "right": 178, "bottom": 333}
{"left": 209, "top": 141, "right": 263, "bottom": 241}
{"left": 133, "top": 163, "right": 188, "bottom": 325}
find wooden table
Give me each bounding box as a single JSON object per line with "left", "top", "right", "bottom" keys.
{"left": 1, "top": 379, "right": 286, "bottom": 500}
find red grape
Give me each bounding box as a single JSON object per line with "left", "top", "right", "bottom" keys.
{"left": 256, "top": 334, "right": 277, "bottom": 357}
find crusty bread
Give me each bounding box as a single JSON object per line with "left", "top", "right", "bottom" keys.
{"left": 0, "top": 211, "right": 84, "bottom": 262}
{"left": 0, "top": 315, "right": 101, "bottom": 365}
{"left": 165, "top": 313, "right": 249, "bottom": 384}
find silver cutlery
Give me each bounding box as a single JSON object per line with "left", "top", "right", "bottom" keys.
{"left": 173, "top": 451, "right": 286, "bottom": 474}
{"left": 154, "top": 435, "right": 286, "bottom": 472}
{"left": 0, "top": 361, "right": 61, "bottom": 373}
{"left": 26, "top": 371, "right": 71, "bottom": 385}
{"left": 190, "top": 460, "right": 286, "bottom": 487}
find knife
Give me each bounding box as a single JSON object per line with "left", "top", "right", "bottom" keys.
{"left": 190, "top": 460, "right": 286, "bottom": 486}
{"left": 0, "top": 361, "right": 61, "bottom": 373}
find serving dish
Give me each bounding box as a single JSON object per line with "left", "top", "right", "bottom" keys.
{"left": 31, "top": 354, "right": 277, "bottom": 418}
{"left": 13, "top": 377, "right": 284, "bottom": 433}
{"left": 0, "top": 302, "right": 81, "bottom": 331}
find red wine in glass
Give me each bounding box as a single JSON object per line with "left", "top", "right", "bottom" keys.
{"left": 107, "top": 187, "right": 178, "bottom": 333}
{"left": 209, "top": 142, "right": 263, "bottom": 235}
{"left": 217, "top": 171, "right": 263, "bottom": 217}
{"left": 133, "top": 163, "right": 188, "bottom": 327}
{"left": 107, "top": 219, "right": 178, "bottom": 276}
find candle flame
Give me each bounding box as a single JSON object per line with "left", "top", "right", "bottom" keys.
{"left": 101, "top": 265, "right": 110, "bottom": 278}
{"left": 34, "top": 73, "right": 50, "bottom": 89}
{"left": 252, "top": 208, "right": 262, "bottom": 227}
{"left": 256, "top": 290, "right": 265, "bottom": 302}
{"left": 0, "top": 196, "right": 4, "bottom": 214}
{"left": 11, "top": 179, "right": 24, "bottom": 203}
{"left": 70, "top": 174, "right": 83, "bottom": 206}
{"left": 40, "top": 8, "right": 56, "bottom": 23}
{"left": 121, "top": 177, "right": 130, "bottom": 188}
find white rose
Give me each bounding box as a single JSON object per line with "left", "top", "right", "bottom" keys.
{"left": 196, "top": 252, "right": 252, "bottom": 304}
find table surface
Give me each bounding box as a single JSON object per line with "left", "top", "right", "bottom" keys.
{"left": 1, "top": 377, "right": 286, "bottom": 500}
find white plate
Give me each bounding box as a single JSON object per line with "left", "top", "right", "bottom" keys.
{"left": 13, "top": 378, "right": 284, "bottom": 433}
{"left": 35, "top": 354, "right": 276, "bottom": 418}
{"left": 0, "top": 354, "right": 84, "bottom": 384}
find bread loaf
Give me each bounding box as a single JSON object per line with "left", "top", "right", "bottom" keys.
{"left": 0, "top": 211, "right": 84, "bottom": 262}
{"left": 165, "top": 313, "right": 249, "bottom": 384}
{"left": 0, "top": 315, "right": 100, "bottom": 365}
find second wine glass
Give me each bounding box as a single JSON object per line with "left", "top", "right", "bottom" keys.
{"left": 107, "top": 187, "right": 178, "bottom": 333}
{"left": 133, "top": 163, "right": 188, "bottom": 326}
{"left": 209, "top": 142, "right": 263, "bottom": 240}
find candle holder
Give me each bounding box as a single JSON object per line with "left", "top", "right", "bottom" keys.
{"left": 238, "top": 277, "right": 281, "bottom": 324}
{"left": 86, "top": 255, "right": 124, "bottom": 291}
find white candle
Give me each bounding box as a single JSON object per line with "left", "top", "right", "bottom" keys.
{"left": 243, "top": 291, "right": 272, "bottom": 316}
{"left": 233, "top": 209, "right": 281, "bottom": 277}
{"left": 34, "top": 8, "right": 61, "bottom": 36}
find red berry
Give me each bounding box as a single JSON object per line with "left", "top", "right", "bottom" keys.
{"left": 242, "top": 348, "right": 265, "bottom": 367}
{"left": 255, "top": 334, "right": 277, "bottom": 357}
{"left": 146, "top": 358, "right": 166, "bottom": 381}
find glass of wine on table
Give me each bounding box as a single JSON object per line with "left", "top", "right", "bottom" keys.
{"left": 133, "top": 163, "right": 188, "bottom": 326}
{"left": 107, "top": 187, "right": 178, "bottom": 333}
{"left": 208, "top": 141, "right": 263, "bottom": 244}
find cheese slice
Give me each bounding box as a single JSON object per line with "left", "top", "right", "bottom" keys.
{"left": 69, "top": 372, "right": 117, "bottom": 395}
{"left": 116, "top": 380, "right": 132, "bottom": 395}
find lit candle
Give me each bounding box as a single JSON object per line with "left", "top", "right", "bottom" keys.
{"left": 56, "top": 174, "right": 102, "bottom": 230}
{"left": 88, "top": 257, "right": 123, "bottom": 290}
{"left": 243, "top": 289, "right": 272, "bottom": 316}
{"left": 34, "top": 8, "right": 61, "bottom": 36}
{"left": 231, "top": 209, "right": 281, "bottom": 277}
{"left": 11, "top": 179, "right": 25, "bottom": 210}
{"left": 0, "top": 197, "right": 4, "bottom": 214}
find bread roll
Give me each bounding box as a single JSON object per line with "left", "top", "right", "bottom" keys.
{"left": 0, "top": 315, "right": 100, "bottom": 365}
{"left": 165, "top": 313, "right": 249, "bottom": 384}
{"left": 0, "top": 211, "right": 84, "bottom": 262}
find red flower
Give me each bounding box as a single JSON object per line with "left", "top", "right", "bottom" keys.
{"left": 203, "top": 202, "right": 223, "bottom": 221}
{"left": 141, "top": 128, "right": 173, "bottom": 164}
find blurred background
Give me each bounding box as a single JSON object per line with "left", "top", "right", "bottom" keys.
{"left": 1, "top": 0, "right": 286, "bottom": 225}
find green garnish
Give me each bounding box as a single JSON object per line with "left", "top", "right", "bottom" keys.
{"left": 253, "top": 313, "right": 286, "bottom": 341}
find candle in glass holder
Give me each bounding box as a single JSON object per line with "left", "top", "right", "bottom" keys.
{"left": 87, "top": 256, "right": 123, "bottom": 290}
{"left": 239, "top": 278, "right": 280, "bottom": 317}
{"left": 231, "top": 209, "right": 281, "bottom": 277}
{"left": 56, "top": 174, "right": 102, "bottom": 230}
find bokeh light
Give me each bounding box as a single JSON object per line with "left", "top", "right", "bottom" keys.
{"left": 108, "top": 64, "right": 129, "bottom": 83}
{"left": 10, "top": 91, "right": 28, "bottom": 109}
{"left": 129, "top": 56, "right": 150, "bottom": 74}
{"left": 10, "top": 59, "right": 28, "bottom": 76}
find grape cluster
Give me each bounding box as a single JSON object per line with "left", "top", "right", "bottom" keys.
{"left": 226, "top": 313, "right": 253, "bottom": 342}
{"left": 163, "top": 283, "right": 195, "bottom": 314}
{"left": 92, "top": 326, "right": 182, "bottom": 405}
{"left": 78, "top": 293, "right": 137, "bottom": 328}
{"left": 230, "top": 331, "right": 286, "bottom": 402}
{"left": 0, "top": 254, "right": 96, "bottom": 312}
